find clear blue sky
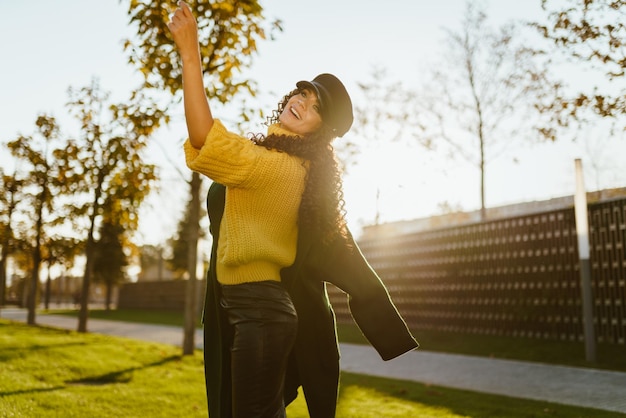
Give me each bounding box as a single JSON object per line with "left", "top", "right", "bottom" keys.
{"left": 1, "top": 0, "right": 624, "bottom": 245}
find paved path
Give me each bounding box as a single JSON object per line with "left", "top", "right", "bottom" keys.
{"left": 2, "top": 308, "right": 626, "bottom": 414}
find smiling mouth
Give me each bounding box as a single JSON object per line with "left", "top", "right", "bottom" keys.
{"left": 290, "top": 106, "right": 301, "bottom": 120}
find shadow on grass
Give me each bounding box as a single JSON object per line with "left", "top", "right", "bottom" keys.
{"left": 65, "top": 354, "right": 182, "bottom": 386}
{"left": 0, "top": 341, "right": 89, "bottom": 363}
{"left": 0, "top": 386, "right": 67, "bottom": 398}
{"left": 336, "top": 372, "right": 623, "bottom": 418}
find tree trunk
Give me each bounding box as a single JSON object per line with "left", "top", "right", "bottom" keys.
{"left": 78, "top": 239, "right": 93, "bottom": 332}
{"left": 1, "top": 185, "right": 17, "bottom": 311}
{"left": 0, "top": 229, "right": 8, "bottom": 309}
{"left": 26, "top": 263, "right": 39, "bottom": 325}
{"left": 44, "top": 267, "right": 51, "bottom": 310}
{"left": 105, "top": 281, "right": 113, "bottom": 311}
{"left": 183, "top": 172, "right": 201, "bottom": 355}
{"left": 79, "top": 176, "right": 102, "bottom": 333}
{"left": 28, "top": 197, "right": 44, "bottom": 325}
{"left": 0, "top": 255, "right": 6, "bottom": 309}
{"left": 478, "top": 115, "right": 487, "bottom": 221}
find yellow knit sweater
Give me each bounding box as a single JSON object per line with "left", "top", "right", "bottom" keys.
{"left": 184, "top": 120, "right": 307, "bottom": 285}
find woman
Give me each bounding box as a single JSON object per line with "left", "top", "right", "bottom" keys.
{"left": 168, "top": 3, "right": 418, "bottom": 417}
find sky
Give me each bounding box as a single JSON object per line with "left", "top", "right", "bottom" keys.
{"left": 1, "top": 0, "right": 625, "bottom": 247}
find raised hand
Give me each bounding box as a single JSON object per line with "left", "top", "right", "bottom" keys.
{"left": 167, "top": 2, "right": 213, "bottom": 147}
{"left": 167, "top": 1, "right": 200, "bottom": 62}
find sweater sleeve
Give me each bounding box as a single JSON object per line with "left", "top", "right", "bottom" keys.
{"left": 184, "top": 119, "right": 267, "bottom": 188}
{"left": 307, "top": 233, "right": 419, "bottom": 360}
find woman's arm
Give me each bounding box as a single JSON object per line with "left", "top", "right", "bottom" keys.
{"left": 168, "top": 1, "right": 213, "bottom": 149}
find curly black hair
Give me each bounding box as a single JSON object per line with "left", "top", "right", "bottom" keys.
{"left": 250, "top": 88, "right": 349, "bottom": 246}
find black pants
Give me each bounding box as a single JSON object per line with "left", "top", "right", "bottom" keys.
{"left": 220, "top": 281, "right": 298, "bottom": 418}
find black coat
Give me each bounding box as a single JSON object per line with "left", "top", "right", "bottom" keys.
{"left": 202, "top": 182, "right": 418, "bottom": 418}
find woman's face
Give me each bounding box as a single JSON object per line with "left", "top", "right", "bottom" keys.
{"left": 279, "top": 88, "right": 323, "bottom": 136}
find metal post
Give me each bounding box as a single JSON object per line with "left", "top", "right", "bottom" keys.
{"left": 574, "top": 159, "right": 596, "bottom": 363}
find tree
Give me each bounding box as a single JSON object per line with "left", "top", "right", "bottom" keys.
{"left": 167, "top": 190, "right": 207, "bottom": 279}
{"left": 8, "top": 234, "right": 33, "bottom": 307}
{"left": 353, "top": 68, "right": 429, "bottom": 152}
{"left": 63, "top": 79, "right": 160, "bottom": 332}
{"left": 123, "top": 0, "right": 282, "bottom": 355}
{"left": 415, "top": 2, "right": 554, "bottom": 219}
{"left": 0, "top": 171, "right": 23, "bottom": 308}
{"left": 533, "top": 0, "right": 626, "bottom": 131}
{"left": 93, "top": 220, "right": 127, "bottom": 311}
{"left": 347, "top": 68, "right": 433, "bottom": 223}
{"left": 7, "top": 115, "right": 66, "bottom": 324}
{"left": 42, "top": 236, "right": 83, "bottom": 309}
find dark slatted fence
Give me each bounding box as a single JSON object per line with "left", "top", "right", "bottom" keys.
{"left": 328, "top": 198, "right": 626, "bottom": 344}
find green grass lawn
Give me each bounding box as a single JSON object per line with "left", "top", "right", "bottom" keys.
{"left": 1, "top": 319, "right": 622, "bottom": 418}
{"left": 47, "top": 308, "right": 626, "bottom": 373}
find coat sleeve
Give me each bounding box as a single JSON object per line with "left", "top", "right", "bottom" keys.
{"left": 311, "top": 232, "right": 419, "bottom": 360}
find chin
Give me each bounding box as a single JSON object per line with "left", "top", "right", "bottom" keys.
{"left": 279, "top": 120, "right": 298, "bottom": 134}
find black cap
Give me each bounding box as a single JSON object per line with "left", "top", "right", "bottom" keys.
{"left": 296, "top": 73, "right": 353, "bottom": 137}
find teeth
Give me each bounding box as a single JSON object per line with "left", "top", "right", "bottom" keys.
{"left": 291, "top": 106, "right": 301, "bottom": 120}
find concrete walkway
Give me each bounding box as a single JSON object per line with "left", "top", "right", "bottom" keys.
{"left": 2, "top": 308, "right": 626, "bottom": 414}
